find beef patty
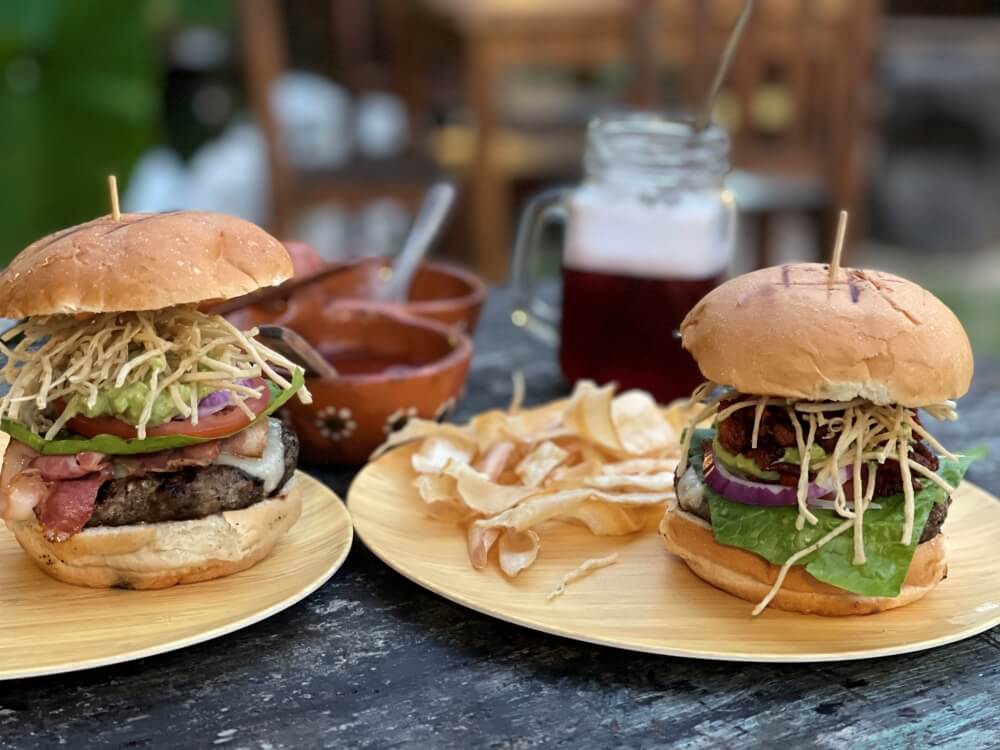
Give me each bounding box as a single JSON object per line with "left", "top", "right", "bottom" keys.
{"left": 87, "top": 424, "right": 298, "bottom": 528}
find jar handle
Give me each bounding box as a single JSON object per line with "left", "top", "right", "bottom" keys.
{"left": 721, "top": 186, "right": 738, "bottom": 257}
{"left": 510, "top": 186, "right": 571, "bottom": 347}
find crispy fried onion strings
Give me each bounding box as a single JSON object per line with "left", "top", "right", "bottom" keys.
{"left": 0, "top": 307, "right": 311, "bottom": 439}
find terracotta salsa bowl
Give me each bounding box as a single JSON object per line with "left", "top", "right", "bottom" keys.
{"left": 228, "top": 258, "right": 487, "bottom": 335}
{"left": 280, "top": 301, "right": 472, "bottom": 465}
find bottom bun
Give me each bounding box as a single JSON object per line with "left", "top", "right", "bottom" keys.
{"left": 6, "top": 480, "right": 302, "bottom": 590}
{"left": 660, "top": 506, "right": 948, "bottom": 616}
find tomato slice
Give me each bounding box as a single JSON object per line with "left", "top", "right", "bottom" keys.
{"left": 65, "top": 385, "right": 271, "bottom": 440}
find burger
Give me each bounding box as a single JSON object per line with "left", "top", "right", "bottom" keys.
{"left": 661, "top": 263, "right": 975, "bottom": 616}
{"left": 0, "top": 211, "right": 311, "bottom": 589}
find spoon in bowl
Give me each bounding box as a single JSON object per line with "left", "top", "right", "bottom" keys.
{"left": 371, "top": 181, "right": 457, "bottom": 303}
{"left": 214, "top": 182, "right": 458, "bottom": 316}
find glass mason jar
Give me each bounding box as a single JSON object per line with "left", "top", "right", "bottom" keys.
{"left": 511, "top": 112, "right": 737, "bottom": 402}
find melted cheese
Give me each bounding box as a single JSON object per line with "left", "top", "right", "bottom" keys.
{"left": 676, "top": 465, "right": 705, "bottom": 513}
{"left": 216, "top": 418, "right": 287, "bottom": 495}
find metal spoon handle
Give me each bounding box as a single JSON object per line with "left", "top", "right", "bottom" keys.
{"left": 378, "top": 182, "right": 458, "bottom": 303}
{"left": 257, "top": 325, "right": 339, "bottom": 380}
{"left": 694, "top": 0, "right": 754, "bottom": 133}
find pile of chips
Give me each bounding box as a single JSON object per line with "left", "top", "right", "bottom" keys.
{"left": 374, "top": 380, "right": 696, "bottom": 583}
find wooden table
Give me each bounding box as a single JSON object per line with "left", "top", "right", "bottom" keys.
{"left": 1, "top": 285, "right": 998, "bottom": 748}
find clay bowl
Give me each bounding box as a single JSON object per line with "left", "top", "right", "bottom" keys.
{"left": 228, "top": 258, "right": 487, "bottom": 335}
{"left": 280, "top": 300, "right": 472, "bottom": 466}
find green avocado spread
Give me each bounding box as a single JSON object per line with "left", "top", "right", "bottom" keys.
{"left": 712, "top": 436, "right": 826, "bottom": 481}
{"left": 76, "top": 382, "right": 197, "bottom": 427}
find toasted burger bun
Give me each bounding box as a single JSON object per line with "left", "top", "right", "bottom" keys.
{"left": 660, "top": 507, "right": 947, "bottom": 616}
{"left": 0, "top": 211, "right": 293, "bottom": 317}
{"left": 680, "top": 263, "right": 973, "bottom": 406}
{"left": 5, "top": 481, "right": 301, "bottom": 590}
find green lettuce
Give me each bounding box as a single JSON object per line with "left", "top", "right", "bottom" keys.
{"left": 689, "top": 428, "right": 978, "bottom": 598}
{"left": 1, "top": 369, "right": 304, "bottom": 456}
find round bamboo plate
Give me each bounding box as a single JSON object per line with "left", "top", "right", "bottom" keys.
{"left": 0, "top": 467, "right": 352, "bottom": 680}
{"left": 349, "top": 443, "right": 1000, "bottom": 662}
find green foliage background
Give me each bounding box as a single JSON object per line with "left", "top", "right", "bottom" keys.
{"left": 0, "top": 0, "right": 233, "bottom": 267}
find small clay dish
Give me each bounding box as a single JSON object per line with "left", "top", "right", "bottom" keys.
{"left": 228, "top": 258, "right": 487, "bottom": 335}
{"left": 280, "top": 301, "right": 472, "bottom": 465}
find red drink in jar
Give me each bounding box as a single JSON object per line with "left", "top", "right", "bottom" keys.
{"left": 559, "top": 267, "right": 724, "bottom": 402}
{"left": 510, "top": 114, "right": 735, "bottom": 403}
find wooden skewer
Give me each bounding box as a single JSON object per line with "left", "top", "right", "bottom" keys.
{"left": 694, "top": 0, "right": 754, "bottom": 132}
{"left": 828, "top": 209, "right": 848, "bottom": 286}
{"left": 108, "top": 175, "right": 121, "bottom": 221}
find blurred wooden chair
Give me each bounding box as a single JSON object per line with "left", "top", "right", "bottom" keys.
{"left": 240, "top": 0, "right": 442, "bottom": 240}
{"left": 692, "top": 0, "right": 879, "bottom": 267}
{"left": 426, "top": 0, "right": 634, "bottom": 281}
{"left": 428, "top": 0, "right": 879, "bottom": 279}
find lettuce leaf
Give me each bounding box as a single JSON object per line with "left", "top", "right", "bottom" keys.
{"left": 1, "top": 369, "right": 304, "bottom": 456}
{"left": 688, "top": 428, "right": 977, "bottom": 598}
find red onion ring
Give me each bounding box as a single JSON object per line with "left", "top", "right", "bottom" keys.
{"left": 703, "top": 446, "right": 849, "bottom": 507}
{"left": 195, "top": 378, "right": 259, "bottom": 418}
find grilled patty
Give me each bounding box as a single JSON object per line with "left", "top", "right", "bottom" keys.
{"left": 86, "top": 424, "right": 298, "bottom": 528}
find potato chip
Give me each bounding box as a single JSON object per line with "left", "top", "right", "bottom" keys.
{"left": 474, "top": 488, "right": 670, "bottom": 536}
{"left": 586, "top": 472, "right": 675, "bottom": 492}
{"left": 584, "top": 489, "right": 673, "bottom": 505}
{"left": 474, "top": 441, "right": 516, "bottom": 481}
{"left": 425, "top": 501, "right": 475, "bottom": 522}
{"left": 611, "top": 390, "right": 677, "bottom": 454}
{"left": 544, "top": 459, "right": 601, "bottom": 490}
{"left": 562, "top": 380, "right": 621, "bottom": 453}
{"left": 414, "top": 473, "right": 457, "bottom": 502}
{"left": 573, "top": 441, "right": 617, "bottom": 465}
{"left": 509, "top": 370, "right": 526, "bottom": 414}
{"left": 498, "top": 529, "right": 540, "bottom": 577}
{"left": 662, "top": 398, "right": 701, "bottom": 433}
{"left": 547, "top": 458, "right": 595, "bottom": 482}
{"left": 467, "top": 410, "right": 533, "bottom": 451}
{"left": 598, "top": 457, "right": 678, "bottom": 475}
{"left": 515, "top": 440, "right": 569, "bottom": 487}
{"left": 466, "top": 523, "right": 501, "bottom": 569}
{"left": 412, "top": 435, "right": 476, "bottom": 475}
{"left": 526, "top": 427, "right": 576, "bottom": 444}
{"left": 413, "top": 474, "right": 471, "bottom": 522}
{"left": 546, "top": 554, "right": 619, "bottom": 601}
{"left": 444, "top": 460, "right": 540, "bottom": 515}
{"left": 388, "top": 377, "right": 688, "bottom": 581}
{"left": 374, "top": 419, "right": 472, "bottom": 459}
{"left": 560, "top": 502, "right": 647, "bottom": 536}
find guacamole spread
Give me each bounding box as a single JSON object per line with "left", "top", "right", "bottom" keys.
{"left": 712, "top": 435, "right": 826, "bottom": 481}
{"left": 76, "top": 382, "right": 197, "bottom": 427}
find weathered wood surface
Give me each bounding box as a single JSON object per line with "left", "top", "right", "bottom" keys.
{"left": 1, "top": 287, "right": 998, "bottom": 749}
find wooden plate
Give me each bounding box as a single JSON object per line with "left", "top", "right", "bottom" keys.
{"left": 0, "top": 469, "right": 352, "bottom": 680}
{"left": 349, "top": 443, "right": 1000, "bottom": 662}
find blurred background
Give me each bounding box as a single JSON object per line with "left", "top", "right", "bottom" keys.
{"left": 1, "top": 0, "right": 997, "bottom": 354}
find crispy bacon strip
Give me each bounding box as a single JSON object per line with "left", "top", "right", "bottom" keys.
{"left": 0, "top": 420, "right": 271, "bottom": 538}
{"left": 36, "top": 475, "right": 109, "bottom": 541}
{"left": 112, "top": 442, "right": 222, "bottom": 477}
{"left": 32, "top": 452, "right": 108, "bottom": 480}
